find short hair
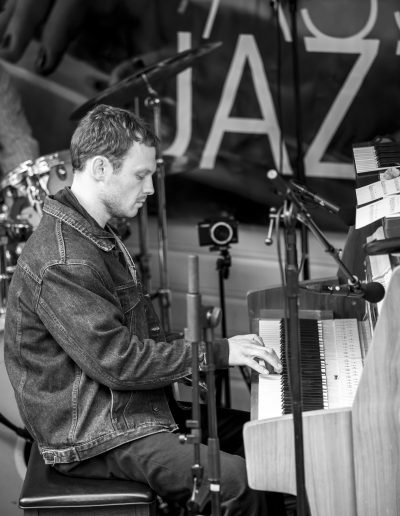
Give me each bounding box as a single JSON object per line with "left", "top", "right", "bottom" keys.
{"left": 70, "top": 104, "right": 158, "bottom": 172}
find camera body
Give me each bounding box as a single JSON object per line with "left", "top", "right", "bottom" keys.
{"left": 197, "top": 217, "right": 239, "bottom": 247}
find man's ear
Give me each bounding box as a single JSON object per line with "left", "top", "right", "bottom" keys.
{"left": 91, "top": 156, "right": 111, "bottom": 181}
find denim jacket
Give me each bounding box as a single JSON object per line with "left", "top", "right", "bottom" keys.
{"left": 4, "top": 189, "right": 229, "bottom": 464}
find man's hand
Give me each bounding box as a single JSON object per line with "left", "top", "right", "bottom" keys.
{"left": 382, "top": 166, "right": 400, "bottom": 180}
{"left": 228, "top": 334, "right": 282, "bottom": 376}
{"left": 0, "top": 0, "right": 165, "bottom": 75}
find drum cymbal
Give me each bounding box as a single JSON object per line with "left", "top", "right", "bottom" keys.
{"left": 70, "top": 40, "right": 222, "bottom": 121}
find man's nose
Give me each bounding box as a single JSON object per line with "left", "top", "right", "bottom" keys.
{"left": 144, "top": 175, "right": 155, "bottom": 195}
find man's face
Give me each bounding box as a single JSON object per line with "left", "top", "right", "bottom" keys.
{"left": 101, "top": 142, "right": 156, "bottom": 219}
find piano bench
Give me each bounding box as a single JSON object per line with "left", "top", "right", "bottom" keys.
{"left": 19, "top": 445, "right": 157, "bottom": 516}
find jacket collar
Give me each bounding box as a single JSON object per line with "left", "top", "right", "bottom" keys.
{"left": 42, "top": 194, "right": 116, "bottom": 252}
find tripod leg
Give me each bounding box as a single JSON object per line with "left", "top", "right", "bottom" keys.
{"left": 216, "top": 265, "right": 231, "bottom": 408}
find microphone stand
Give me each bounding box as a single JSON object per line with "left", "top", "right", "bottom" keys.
{"left": 182, "top": 255, "right": 206, "bottom": 515}
{"left": 213, "top": 246, "right": 251, "bottom": 406}
{"left": 202, "top": 305, "right": 222, "bottom": 516}
{"left": 292, "top": 189, "right": 363, "bottom": 288}
{"left": 267, "top": 170, "right": 309, "bottom": 516}
{"left": 133, "top": 98, "right": 152, "bottom": 293}
{"left": 282, "top": 201, "right": 308, "bottom": 516}
{"left": 268, "top": 169, "right": 379, "bottom": 515}
{"left": 143, "top": 77, "right": 172, "bottom": 334}
{"left": 288, "top": 0, "right": 310, "bottom": 281}
{"left": 181, "top": 255, "right": 222, "bottom": 516}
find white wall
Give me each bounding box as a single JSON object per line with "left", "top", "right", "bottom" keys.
{"left": 126, "top": 216, "right": 347, "bottom": 336}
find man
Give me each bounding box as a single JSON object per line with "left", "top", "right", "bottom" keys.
{"left": 4, "top": 104, "right": 282, "bottom": 515}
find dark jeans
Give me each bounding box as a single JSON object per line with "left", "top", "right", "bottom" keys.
{"left": 55, "top": 402, "right": 287, "bottom": 515}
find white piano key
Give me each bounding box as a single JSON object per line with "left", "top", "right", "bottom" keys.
{"left": 257, "top": 318, "right": 364, "bottom": 419}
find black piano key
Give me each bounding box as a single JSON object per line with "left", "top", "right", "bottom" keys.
{"left": 353, "top": 142, "right": 400, "bottom": 172}
{"left": 280, "top": 319, "right": 325, "bottom": 415}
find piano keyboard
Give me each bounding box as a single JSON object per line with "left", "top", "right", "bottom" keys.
{"left": 257, "top": 318, "right": 364, "bottom": 420}
{"left": 353, "top": 141, "right": 400, "bottom": 174}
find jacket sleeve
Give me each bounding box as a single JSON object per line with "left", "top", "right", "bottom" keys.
{"left": 37, "top": 262, "right": 229, "bottom": 390}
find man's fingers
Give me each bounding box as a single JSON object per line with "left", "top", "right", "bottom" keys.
{"left": 0, "top": 0, "right": 52, "bottom": 62}
{"left": 0, "top": 0, "right": 16, "bottom": 41}
{"left": 248, "top": 359, "right": 270, "bottom": 376}
{"left": 38, "top": 0, "right": 89, "bottom": 75}
{"left": 251, "top": 345, "right": 282, "bottom": 373}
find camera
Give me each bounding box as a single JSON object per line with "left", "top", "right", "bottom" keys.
{"left": 197, "top": 217, "right": 239, "bottom": 247}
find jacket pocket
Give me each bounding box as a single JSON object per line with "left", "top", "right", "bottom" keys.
{"left": 115, "top": 280, "right": 145, "bottom": 335}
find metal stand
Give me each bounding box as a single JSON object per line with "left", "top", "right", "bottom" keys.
{"left": 143, "top": 81, "right": 172, "bottom": 334}
{"left": 182, "top": 255, "right": 206, "bottom": 515}
{"left": 288, "top": 0, "right": 310, "bottom": 280}
{"left": 203, "top": 307, "right": 222, "bottom": 516}
{"left": 267, "top": 170, "right": 311, "bottom": 516}
{"left": 133, "top": 98, "right": 152, "bottom": 294}
{"left": 213, "top": 246, "right": 251, "bottom": 408}
{"left": 214, "top": 247, "right": 231, "bottom": 408}
{"left": 181, "top": 256, "right": 222, "bottom": 516}
{"left": 282, "top": 201, "right": 308, "bottom": 516}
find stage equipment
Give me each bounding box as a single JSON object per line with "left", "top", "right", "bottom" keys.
{"left": 197, "top": 219, "right": 251, "bottom": 407}
{"left": 70, "top": 42, "right": 222, "bottom": 121}
{"left": 0, "top": 159, "right": 48, "bottom": 216}
{"left": 364, "top": 237, "right": 400, "bottom": 256}
{"left": 70, "top": 41, "right": 222, "bottom": 334}
{"left": 244, "top": 221, "right": 398, "bottom": 515}
{"left": 273, "top": 0, "right": 310, "bottom": 281}
{"left": 264, "top": 169, "right": 385, "bottom": 516}
{"left": 197, "top": 218, "right": 238, "bottom": 248}
{"left": 269, "top": 178, "right": 355, "bottom": 229}
{"left": 180, "top": 255, "right": 222, "bottom": 516}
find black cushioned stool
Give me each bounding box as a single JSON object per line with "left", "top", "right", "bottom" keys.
{"left": 19, "top": 445, "right": 156, "bottom": 516}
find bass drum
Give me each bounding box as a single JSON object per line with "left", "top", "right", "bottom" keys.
{"left": 0, "top": 322, "right": 30, "bottom": 515}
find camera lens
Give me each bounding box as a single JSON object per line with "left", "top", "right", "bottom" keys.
{"left": 210, "top": 221, "right": 233, "bottom": 246}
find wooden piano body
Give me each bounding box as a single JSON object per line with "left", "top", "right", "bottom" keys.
{"left": 243, "top": 229, "right": 400, "bottom": 516}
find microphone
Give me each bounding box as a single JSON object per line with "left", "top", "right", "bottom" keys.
{"left": 291, "top": 181, "right": 340, "bottom": 216}
{"left": 303, "top": 281, "right": 385, "bottom": 303}
{"left": 266, "top": 170, "right": 354, "bottom": 225}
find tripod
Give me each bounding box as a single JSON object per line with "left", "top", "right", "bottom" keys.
{"left": 212, "top": 246, "right": 252, "bottom": 408}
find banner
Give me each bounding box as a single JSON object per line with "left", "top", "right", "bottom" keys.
{"left": 1, "top": 0, "right": 399, "bottom": 229}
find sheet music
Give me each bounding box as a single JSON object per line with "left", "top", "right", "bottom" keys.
{"left": 355, "top": 195, "right": 400, "bottom": 229}
{"left": 356, "top": 176, "right": 400, "bottom": 206}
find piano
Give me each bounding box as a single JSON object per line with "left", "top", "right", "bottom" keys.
{"left": 243, "top": 225, "right": 400, "bottom": 516}
{"left": 352, "top": 140, "right": 400, "bottom": 175}
{"left": 256, "top": 317, "right": 365, "bottom": 419}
